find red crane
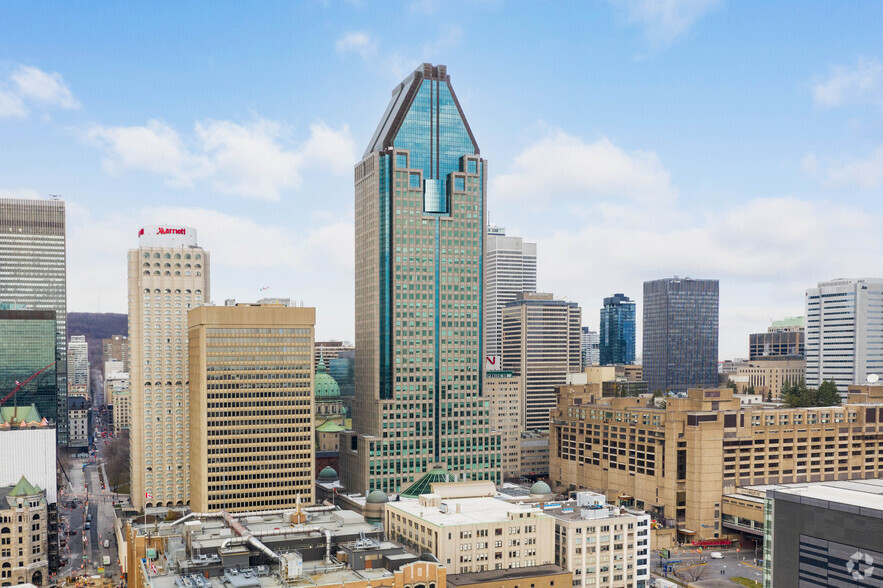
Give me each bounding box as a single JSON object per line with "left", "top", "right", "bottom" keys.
{"left": 0, "top": 362, "right": 56, "bottom": 422}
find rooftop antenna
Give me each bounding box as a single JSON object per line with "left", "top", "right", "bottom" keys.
{"left": 49, "top": 194, "right": 61, "bottom": 200}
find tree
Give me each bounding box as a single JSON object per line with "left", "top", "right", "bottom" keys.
{"left": 726, "top": 379, "right": 738, "bottom": 392}
{"left": 766, "top": 389, "right": 773, "bottom": 403}
{"left": 677, "top": 561, "right": 709, "bottom": 582}
{"left": 782, "top": 378, "right": 840, "bottom": 408}
{"left": 817, "top": 380, "right": 841, "bottom": 406}
{"left": 104, "top": 431, "right": 130, "bottom": 491}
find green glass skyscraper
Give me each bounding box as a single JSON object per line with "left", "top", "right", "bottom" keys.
{"left": 340, "top": 64, "right": 500, "bottom": 495}
{"left": 0, "top": 310, "right": 58, "bottom": 425}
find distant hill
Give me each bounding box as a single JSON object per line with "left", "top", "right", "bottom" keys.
{"left": 68, "top": 312, "right": 128, "bottom": 368}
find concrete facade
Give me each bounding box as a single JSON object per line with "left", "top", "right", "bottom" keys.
{"left": 485, "top": 371, "right": 523, "bottom": 480}
{"left": 128, "top": 225, "right": 209, "bottom": 509}
{"left": 485, "top": 226, "right": 537, "bottom": 359}
{"left": 188, "top": 303, "right": 316, "bottom": 512}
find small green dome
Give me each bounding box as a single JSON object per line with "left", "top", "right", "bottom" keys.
{"left": 315, "top": 360, "right": 341, "bottom": 399}
{"left": 530, "top": 481, "right": 552, "bottom": 496}
{"left": 318, "top": 466, "right": 338, "bottom": 480}
{"left": 366, "top": 490, "right": 389, "bottom": 504}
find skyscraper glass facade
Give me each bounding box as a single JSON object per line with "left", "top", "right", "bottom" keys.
{"left": 0, "top": 198, "right": 67, "bottom": 444}
{"left": 599, "top": 293, "right": 636, "bottom": 365}
{"left": 642, "top": 278, "right": 719, "bottom": 394}
{"left": 0, "top": 310, "right": 58, "bottom": 425}
{"left": 343, "top": 64, "right": 500, "bottom": 494}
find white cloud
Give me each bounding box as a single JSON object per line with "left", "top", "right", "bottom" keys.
{"left": 609, "top": 0, "right": 723, "bottom": 46}
{"left": 422, "top": 25, "right": 463, "bottom": 56}
{"left": 0, "top": 64, "right": 78, "bottom": 118}
{"left": 10, "top": 65, "right": 80, "bottom": 109}
{"left": 0, "top": 188, "right": 42, "bottom": 199}
{"left": 0, "top": 90, "right": 26, "bottom": 118}
{"left": 534, "top": 195, "right": 881, "bottom": 359}
{"left": 335, "top": 31, "right": 377, "bottom": 60}
{"left": 825, "top": 145, "right": 883, "bottom": 189}
{"left": 84, "top": 117, "right": 355, "bottom": 201}
{"left": 813, "top": 57, "right": 883, "bottom": 108}
{"left": 493, "top": 129, "right": 677, "bottom": 205}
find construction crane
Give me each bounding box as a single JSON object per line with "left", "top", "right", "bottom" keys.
{"left": 0, "top": 362, "right": 56, "bottom": 423}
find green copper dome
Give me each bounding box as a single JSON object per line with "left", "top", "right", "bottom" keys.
{"left": 530, "top": 481, "right": 552, "bottom": 496}
{"left": 315, "top": 360, "right": 341, "bottom": 399}
{"left": 318, "top": 466, "right": 338, "bottom": 480}
{"left": 366, "top": 490, "right": 389, "bottom": 504}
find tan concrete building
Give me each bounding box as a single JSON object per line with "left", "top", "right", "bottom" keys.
{"left": 128, "top": 225, "right": 209, "bottom": 509}
{"left": 384, "top": 492, "right": 555, "bottom": 574}
{"left": 546, "top": 494, "right": 651, "bottom": 588}
{"left": 734, "top": 357, "right": 805, "bottom": 399}
{"left": 189, "top": 302, "right": 315, "bottom": 512}
{"left": 0, "top": 477, "right": 49, "bottom": 587}
{"left": 486, "top": 370, "right": 523, "bottom": 480}
{"left": 106, "top": 371, "right": 131, "bottom": 434}
{"left": 551, "top": 384, "right": 883, "bottom": 544}
{"left": 102, "top": 334, "right": 130, "bottom": 375}
{"left": 519, "top": 432, "right": 550, "bottom": 479}
{"left": 501, "top": 293, "right": 581, "bottom": 431}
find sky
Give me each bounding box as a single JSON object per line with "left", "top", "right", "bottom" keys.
{"left": 2, "top": 0, "right": 883, "bottom": 360}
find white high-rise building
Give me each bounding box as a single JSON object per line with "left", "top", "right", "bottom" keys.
{"left": 580, "top": 327, "right": 599, "bottom": 369}
{"left": 805, "top": 278, "right": 883, "bottom": 396}
{"left": 128, "top": 225, "right": 209, "bottom": 509}
{"left": 68, "top": 335, "right": 89, "bottom": 390}
{"left": 485, "top": 226, "right": 536, "bottom": 358}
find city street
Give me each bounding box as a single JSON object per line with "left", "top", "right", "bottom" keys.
{"left": 654, "top": 547, "right": 763, "bottom": 585}
{"left": 57, "top": 431, "right": 123, "bottom": 581}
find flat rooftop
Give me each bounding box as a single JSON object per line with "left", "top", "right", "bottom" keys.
{"left": 146, "top": 561, "right": 394, "bottom": 588}
{"left": 733, "top": 479, "right": 883, "bottom": 513}
{"left": 446, "top": 564, "right": 569, "bottom": 586}
{"left": 385, "top": 496, "right": 547, "bottom": 526}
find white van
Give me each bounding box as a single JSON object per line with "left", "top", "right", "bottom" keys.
{"left": 710, "top": 551, "right": 724, "bottom": 559}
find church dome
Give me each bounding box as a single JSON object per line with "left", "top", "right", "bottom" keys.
{"left": 315, "top": 360, "right": 341, "bottom": 399}
{"left": 318, "top": 466, "right": 338, "bottom": 480}
{"left": 530, "top": 481, "right": 552, "bottom": 496}
{"left": 366, "top": 490, "right": 389, "bottom": 504}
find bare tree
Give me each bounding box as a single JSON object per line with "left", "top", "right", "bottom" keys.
{"left": 104, "top": 430, "right": 130, "bottom": 491}
{"left": 677, "top": 561, "right": 710, "bottom": 582}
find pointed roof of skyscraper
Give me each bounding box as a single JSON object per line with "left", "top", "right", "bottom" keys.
{"left": 363, "top": 63, "right": 479, "bottom": 159}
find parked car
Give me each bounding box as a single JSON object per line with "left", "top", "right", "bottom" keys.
{"left": 710, "top": 551, "right": 724, "bottom": 559}
{"left": 66, "top": 530, "right": 77, "bottom": 535}
{"left": 103, "top": 539, "right": 110, "bottom": 548}
{"left": 84, "top": 522, "right": 90, "bottom": 530}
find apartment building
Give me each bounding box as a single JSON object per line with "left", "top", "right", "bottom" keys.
{"left": 734, "top": 357, "right": 805, "bottom": 399}
{"left": 0, "top": 477, "right": 49, "bottom": 587}
{"left": 106, "top": 372, "right": 131, "bottom": 434}
{"left": 384, "top": 493, "right": 554, "bottom": 574}
{"left": 486, "top": 370, "right": 524, "bottom": 480}
{"left": 551, "top": 384, "right": 883, "bottom": 544}
{"left": 188, "top": 302, "right": 315, "bottom": 512}
{"left": 547, "top": 493, "right": 651, "bottom": 588}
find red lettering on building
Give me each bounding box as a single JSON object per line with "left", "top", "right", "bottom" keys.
{"left": 156, "top": 228, "right": 186, "bottom": 235}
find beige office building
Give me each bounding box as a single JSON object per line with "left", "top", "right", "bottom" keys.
{"left": 384, "top": 491, "right": 554, "bottom": 574}
{"left": 502, "top": 293, "right": 581, "bottom": 431}
{"left": 0, "top": 477, "right": 49, "bottom": 587}
{"left": 486, "top": 370, "right": 523, "bottom": 480}
{"left": 128, "top": 225, "right": 209, "bottom": 510}
{"left": 106, "top": 372, "right": 131, "bottom": 434}
{"left": 189, "top": 302, "right": 315, "bottom": 512}
{"left": 551, "top": 384, "right": 883, "bottom": 544}
{"left": 102, "top": 334, "right": 130, "bottom": 375}
{"left": 734, "top": 357, "right": 805, "bottom": 399}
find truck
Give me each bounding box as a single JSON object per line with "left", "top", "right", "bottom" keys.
{"left": 103, "top": 556, "right": 111, "bottom": 566}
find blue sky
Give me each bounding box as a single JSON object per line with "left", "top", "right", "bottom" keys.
{"left": 2, "top": 0, "right": 883, "bottom": 359}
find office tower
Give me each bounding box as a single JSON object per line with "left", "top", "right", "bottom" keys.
{"left": 189, "top": 302, "right": 315, "bottom": 512}
{"left": 501, "top": 293, "right": 581, "bottom": 431}
{"left": 68, "top": 335, "right": 89, "bottom": 391}
{"left": 102, "top": 335, "right": 130, "bottom": 375}
{"left": 551, "top": 384, "right": 883, "bottom": 544}
{"left": 642, "top": 277, "right": 719, "bottom": 394}
{"left": 749, "top": 317, "right": 804, "bottom": 360}
{"left": 67, "top": 396, "right": 89, "bottom": 449}
{"left": 485, "top": 226, "right": 537, "bottom": 358}
{"left": 805, "top": 278, "right": 883, "bottom": 393}
{"left": 340, "top": 63, "right": 500, "bottom": 495}
{"left": 106, "top": 371, "right": 131, "bottom": 435}
{"left": 0, "top": 310, "right": 59, "bottom": 428}
{"left": 763, "top": 480, "right": 883, "bottom": 587}
{"left": 485, "top": 369, "right": 523, "bottom": 480}
{"left": 579, "top": 327, "right": 599, "bottom": 369}
{"left": 599, "top": 293, "right": 636, "bottom": 365}
{"left": 0, "top": 198, "right": 68, "bottom": 445}
{"left": 128, "top": 225, "right": 209, "bottom": 509}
